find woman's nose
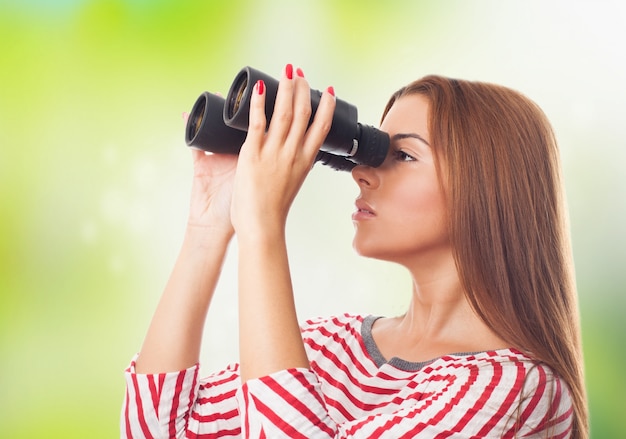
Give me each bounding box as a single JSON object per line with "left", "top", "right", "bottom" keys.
{"left": 351, "top": 164, "right": 379, "bottom": 189}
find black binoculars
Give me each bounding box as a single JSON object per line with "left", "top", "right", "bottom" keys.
{"left": 185, "top": 66, "right": 390, "bottom": 171}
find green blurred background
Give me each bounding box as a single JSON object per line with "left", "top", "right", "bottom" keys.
{"left": 1, "top": 0, "right": 624, "bottom": 437}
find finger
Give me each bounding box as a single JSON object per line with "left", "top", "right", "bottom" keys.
{"left": 191, "top": 148, "right": 203, "bottom": 159}
{"left": 191, "top": 148, "right": 206, "bottom": 167}
{"left": 283, "top": 68, "right": 313, "bottom": 151}
{"left": 264, "top": 64, "right": 296, "bottom": 149}
{"left": 302, "top": 86, "right": 336, "bottom": 161}
{"left": 241, "top": 79, "right": 267, "bottom": 154}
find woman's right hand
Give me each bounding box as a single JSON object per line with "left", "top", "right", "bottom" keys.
{"left": 185, "top": 121, "right": 238, "bottom": 236}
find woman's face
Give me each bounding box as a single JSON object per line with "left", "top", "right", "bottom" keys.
{"left": 351, "top": 94, "right": 450, "bottom": 266}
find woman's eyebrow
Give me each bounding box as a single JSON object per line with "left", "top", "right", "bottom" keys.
{"left": 391, "top": 132, "right": 431, "bottom": 147}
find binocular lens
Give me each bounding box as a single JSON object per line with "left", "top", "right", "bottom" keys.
{"left": 228, "top": 75, "right": 249, "bottom": 118}
{"left": 185, "top": 92, "right": 248, "bottom": 155}
{"left": 188, "top": 95, "right": 206, "bottom": 140}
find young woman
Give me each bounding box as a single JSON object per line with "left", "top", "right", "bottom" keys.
{"left": 122, "top": 64, "right": 588, "bottom": 438}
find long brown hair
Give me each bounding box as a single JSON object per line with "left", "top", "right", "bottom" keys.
{"left": 382, "top": 76, "right": 588, "bottom": 438}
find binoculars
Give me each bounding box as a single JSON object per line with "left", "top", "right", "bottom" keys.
{"left": 185, "top": 66, "right": 390, "bottom": 171}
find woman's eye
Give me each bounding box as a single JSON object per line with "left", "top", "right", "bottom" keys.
{"left": 393, "top": 150, "right": 416, "bottom": 162}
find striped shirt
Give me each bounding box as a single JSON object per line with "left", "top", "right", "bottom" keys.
{"left": 122, "top": 314, "right": 573, "bottom": 438}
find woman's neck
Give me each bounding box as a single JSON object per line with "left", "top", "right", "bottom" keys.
{"left": 371, "top": 255, "right": 509, "bottom": 363}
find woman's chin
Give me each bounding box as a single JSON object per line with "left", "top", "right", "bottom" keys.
{"left": 352, "top": 239, "right": 383, "bottom": 260}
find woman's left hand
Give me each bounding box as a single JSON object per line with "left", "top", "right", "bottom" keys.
{"left": 230, "top": 64, "right": 336, "bottom": 238}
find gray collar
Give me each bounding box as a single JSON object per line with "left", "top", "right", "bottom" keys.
{"left": 361, "top": 315, "right": 484, "bottom": 372}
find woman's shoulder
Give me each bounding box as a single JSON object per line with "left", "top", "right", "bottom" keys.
{"left": 420, "top": 350, "right": 574, "bottom": 435}
{"left": 419, "top": 349, "right": 573, "bottom": 406}
{"left": 434, "top": 348, "right": 564, "bottom": 381}
{"left": 445, "top": 350, "right": 573, "bottom": 422}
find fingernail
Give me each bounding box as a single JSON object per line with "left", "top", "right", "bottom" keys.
{"left": 296, "top": 67, "right": 305, "bottom": 78}
{"left": 256, "top": 80, "right": 265, "bottom": 95}
{"left": 326, "top": 86, "right": 335, "bottom": 97}
{"left": 285, "top": 63, "right": 293, "bottom": 79}
{"left": 182, "top": 111, "right": 189, "bottom": 121}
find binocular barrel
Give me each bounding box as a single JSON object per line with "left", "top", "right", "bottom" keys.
{"left": 185, "top": 66, "right": 389, "bottom": 171}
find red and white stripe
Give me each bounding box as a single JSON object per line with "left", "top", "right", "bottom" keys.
{"left": 122, "top": 314, "right": 573, "bottom": 438}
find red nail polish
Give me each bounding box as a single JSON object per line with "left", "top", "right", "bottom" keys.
{"left": 327, "top": 86, "right": 335, "bottom": 97}
{"left": 257, "top": 80, "right": 265, "bottom": 95}
{"left": 296, "top": 67, "right": 305, "bottom": 78}
{"left": 285, "top": 63, "right": 293, "bottom": 79}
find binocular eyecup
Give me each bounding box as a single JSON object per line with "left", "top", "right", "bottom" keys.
{"left": 185, "top": 66, "right": 389, "bottom": 172}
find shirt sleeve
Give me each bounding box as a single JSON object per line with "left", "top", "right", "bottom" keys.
{"left": 121, "top": 355, "right": 242, "bottom": 439}
{"left": 236, "top": 368, "right": 337, "bottom": 438}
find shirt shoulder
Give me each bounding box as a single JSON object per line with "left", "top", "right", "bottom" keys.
{"left": 300, "top": 313, "right": 384, "bottom": 383}
{"left": 300, "top": 313, "right": 370, "bottom": 351}
{"left": 301, "top": 313, "right": 368, "bottom": 332}
{"left": 423, "top": 350, "right": 574, "bottom": 437}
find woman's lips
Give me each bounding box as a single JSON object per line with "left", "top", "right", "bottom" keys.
{"left": 352, "top": 199, "right": 376, "bottom": 221}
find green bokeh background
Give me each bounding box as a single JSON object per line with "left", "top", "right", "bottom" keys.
{"left": 1, "top": 1, "right": 624, "bottom": 437}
